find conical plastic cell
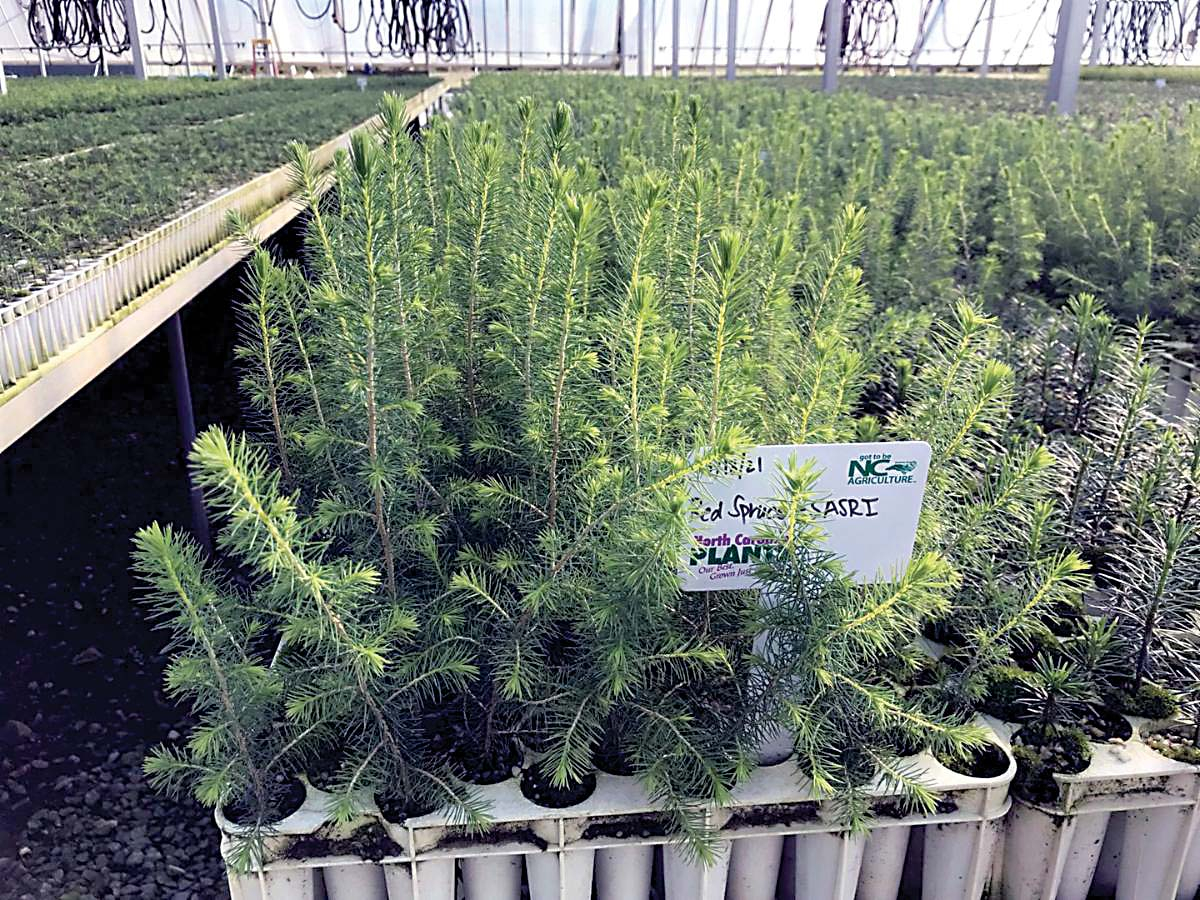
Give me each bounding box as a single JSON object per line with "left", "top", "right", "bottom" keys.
{"left": 922, "top": 819, "right": 1001, "bottom": 900}
{"left": 594, "top": 844, "right": 654, "bottom": 900}
{"left": 794, "top": 831, "right": 865, "bottom": 900}
{"left": 460, "top": 854, "right": 522, "bottom": 900}
{"left": 228, "top": 867, "right": 320, "bottom": 900}
{"left": 777, "top": 837, "right": 797, "bottom": 900}
{"left": 856, "top": 826, "right": 912, "bottom": 900}
{"left": 526, "top": 849, "right": 595, "bottom": 900}
{"left": 382, "top": 859, "right": 456, "bottom": 900}
{"left": 726, "top": 835, "right": 785, "bottom": 900}
{"left": 1117, "top": 805, "right": 1193, "bottom": 900}
{"left": 1058, "top": 812, "right": 1112, "bottom": 900}
{"left": 1092, "top": 812, "right": 1124, "bottom": 897}
{"left": 1002, "top": 804, "right": 1109, "bottom": 900}
{"left": 322, "top": 863, "right": 388, "bottom": 900}
{"left": 1177, "top": 822, "right": 1200, "bottom": 900}
{"left": 663, "top": 841, "right": 731, "bottom": 900}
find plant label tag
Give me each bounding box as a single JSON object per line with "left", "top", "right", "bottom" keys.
{"left": 681, "top": 441, "right": 931, "bottom": 590}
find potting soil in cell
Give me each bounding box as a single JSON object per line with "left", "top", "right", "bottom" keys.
{"left": 937, "top": 743, "right": 1009, "bottom": 779}
{"left": 285, "top": 821, "right": 403, "bottom": 863}
{"left": 519, "top": 766, "right": 597, "bottom": 808}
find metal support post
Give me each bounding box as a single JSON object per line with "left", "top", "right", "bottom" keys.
{"left": 1047, "top": 0, "right": 1070, "bottom": 93}
{"left": 123, "top": 0, "right": 149, "bottom": 79}
{"left": 712, "top": 0, "right": 718, "bottom": 76}
{"left": 205, "top": 0, "right": 227, "bottom": 78}
{"left": 0, "top": 59, "right": 7, "bottom": 96}
{"left": 671, "top": 0, "right": 680, "bottom": 76}
{"left": 568, "top": 0, "right": 575, "bottom": 67}
{"left": 505, "top": 0, "right": 512, "bottom": 66}
{"left": 481, "top": 0, "right": 490, "bottom": 65}
{"left": 560, "top": 0, "right": 566, "bottom": 67}
{"left": 726, "top": 0, "right": 736, "bottom": 79}
{"left": 165, "top": 314, "right": 212, "bottom": 554}
{"left": 980, "top": 0, "right": 997, "bottom": 76}
{"left": 1046, "top": 0, "right": 1088, "bottom": 114}
{"left": 650, "top": 0, "right": 656, "bottom": 73}
{"left": 637, "top": 0, "right": 645, "bottom": 76}
{"left": 822, "top": 0, "right": 843, "bottom": 93}
{"left": 909, "top": 0, "right": 946, "bottom": 71}
{"left": 256, "top": 0, "right": 273, "bottom": 75}
{"left": 755, "top": 0, "right": 773, "bottom": 68}
{"left": 1089, "top": 0, "right": 1110, "bottom": 65}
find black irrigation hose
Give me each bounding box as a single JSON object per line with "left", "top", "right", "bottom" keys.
{"left": 301, "top": 0, "right": 472, "bottom": 60}
{"left": 28, "top": 0, "right": 129, "bottom": 63}
{"left": 26, "top": 0, "right": 470, "bottom": 68}
{"left": 1089, "top": 0, "right": 1181, "bottom": 65}
{"left": 138, "top": 0, "right": 187, "bottom": 66}
{"left": 817, "top": 0, "right": 898, "bottom": 66}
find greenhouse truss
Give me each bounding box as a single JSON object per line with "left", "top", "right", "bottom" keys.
{"left": 5, "top": 0, "right": 1200, "bottom": 75}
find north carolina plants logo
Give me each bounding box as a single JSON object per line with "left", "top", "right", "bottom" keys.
{"left": 847, "top": 453, "right": 920, "bottom": 485}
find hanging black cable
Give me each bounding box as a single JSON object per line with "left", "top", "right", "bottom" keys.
{"left": 28, "top": 0, "right": 129, "bottom": 63}
{"left": 26, "top": 0, "right": 192, "bottom": 66}
{"left": 1090, "top": 0, "right": 1180, "bottom": 65}
{"left": 940, "top": 0, "right": 990, "bottom": 55}
{"left": 315, "top": 0, "right": 471, "bottom": 60}
{"left": 1184, "top": 0, "right": 1200, "bottom": 56}
{"left": 818, "top": 0, "right": 898, "bottom": 66}
{"left": 139, "top": 0, "right": 187, "bottom": 66}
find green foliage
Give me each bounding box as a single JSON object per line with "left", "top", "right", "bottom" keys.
{"left": 1117, "top": 682, "right": 1182, "bottom": 720}
{"left": 751, "top": 463, "right": 985, "bottom": 830}
{"left": 0, "top": 75, "right": 434, "bottom": 300}
{"left": 132, "top": 522, "right": 286, "bottom": 867}
{"left": 1105, "top": 517, "right": 1200, "bottom": 690}
{"left": 1012, "top": 727, "right": 1092, "bottom": 805}
{"left": 135, "top": 74, "right": 1200, "bottom": 860}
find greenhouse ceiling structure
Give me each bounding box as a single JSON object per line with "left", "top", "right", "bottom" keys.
{"left": 3, "top": 0, "right": 1200, "bottom": 75}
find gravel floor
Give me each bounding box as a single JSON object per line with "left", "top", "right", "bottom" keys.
{"left": 0, "top": 245, "right": 253, "bottom": 899}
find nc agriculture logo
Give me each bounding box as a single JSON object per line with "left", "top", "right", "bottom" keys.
{"left": 847, "top": 453, "right": 920, "bottom": 486}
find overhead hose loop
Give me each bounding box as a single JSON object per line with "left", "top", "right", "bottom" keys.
{"left": 27, "top": 0, "right": 473, "bottom": 66}
{"left": 1087, "top": 0, "right": 1181, "bottom": 65}
{"left": 28, "top": 0, "right": 130, "bottom": 63}
{"left": 319, "top": 0, "right": 473, "bottom": 60}
{"left": 818, "top": 0, "right": 899, "bottom": 66}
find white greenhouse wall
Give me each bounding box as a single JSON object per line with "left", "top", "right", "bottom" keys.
{"left": 0, "top": 0, "right": 1198, "bottom": 75}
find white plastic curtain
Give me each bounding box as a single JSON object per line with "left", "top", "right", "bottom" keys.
{"left": 0, "top": 0, "right": 1191, "bottom": 73}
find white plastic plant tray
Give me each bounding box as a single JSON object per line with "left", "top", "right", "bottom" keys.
{"left": 1052, "top": 731, "right": 1199, "bottom": 813}
{"left": 216, "top": 718, "right": 1016, "bottom": 900}
{"left": 724, "top": 725, "right": 1015, "bottom": 900}
{"left": 1001, "top": 723, "right": 1200, "bottom": 900}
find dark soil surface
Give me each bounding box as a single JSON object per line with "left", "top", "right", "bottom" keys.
{"left": 723, "top": 801, "right": 819, "bottom": 830}
{"left": 518, "top": 766, "right": 596, "bottom": 809}
{"left": 1080, "top": 707, "right": 1134, "bottom": 743}
{"left": 593, "top": 731, "right": 635, "bottom": 777}
{"left": 937, "top": 742, "right": 1010, "bottom": 779}
{"left": 375, "top": 792, "right": 438, "bottom": 824}
{"left": 458, "top": 738, "right": 522, "bottom": 785}
{"left": 1012, "top": 726, "right": 1092, "bottom": 805}
{"left": 224, "top": 777, "right": 306, "bottom": 828}
{"left": 286, "top": 822, "right": 403, "bottom": 864}
{"left": 1146, "top": 725, "right": 1200, "bottom": 765}
{"left": 0, "top": 231, "right": 261, "bottom": 898}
